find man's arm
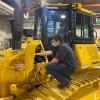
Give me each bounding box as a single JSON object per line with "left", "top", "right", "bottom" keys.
{"left": 50, "top": 46, "right": 68, "bottom": 63}
{"left": 35, "top": 51, "right": 53, "bottom": 56}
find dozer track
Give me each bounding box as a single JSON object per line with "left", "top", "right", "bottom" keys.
{"left": 16, "top": 68, "right": 100, "bottom": 100}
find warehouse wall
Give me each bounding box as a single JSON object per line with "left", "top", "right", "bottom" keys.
{"left": 0, "top": 20, "right": 12, "bottom": 50}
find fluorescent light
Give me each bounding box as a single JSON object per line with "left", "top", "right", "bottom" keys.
{"left": 50, "top": 11, "right": 55, "bottom": 13}
{"left": 60, "top": 14, "right": 66, "bottom": 19}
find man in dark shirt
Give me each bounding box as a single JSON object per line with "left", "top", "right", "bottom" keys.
{"left": 36, "top": 34, "right": 77, "bottom": 88}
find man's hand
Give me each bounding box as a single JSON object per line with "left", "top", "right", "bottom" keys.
{"left": 35, "top": 51, "right": 53, "bottom": 56}
{"left": 50, "top": 58, "right": 59, "bottom": 63}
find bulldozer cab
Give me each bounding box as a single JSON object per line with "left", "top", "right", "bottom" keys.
{"left": 34, "top": 3, "right": 95, "bottom": 50}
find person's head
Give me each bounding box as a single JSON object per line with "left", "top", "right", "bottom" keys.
{"left": 51, "top": 34, "right": 64, "bottom": 47}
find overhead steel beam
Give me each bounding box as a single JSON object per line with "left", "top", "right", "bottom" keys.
{"left": 83, "top": 3, "right": 100, "bottom": 7}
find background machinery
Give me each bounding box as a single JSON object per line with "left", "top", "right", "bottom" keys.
{"left": 0, "top": 3, "right": 100, "bottom": 100}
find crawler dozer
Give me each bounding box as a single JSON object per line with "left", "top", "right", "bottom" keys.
{"left": 0, "top": 3, "right": 100, "bottom": 100}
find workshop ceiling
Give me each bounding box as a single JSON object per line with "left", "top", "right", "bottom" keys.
{"left": 44, "top": 0, "right": 100, "bottom": 3}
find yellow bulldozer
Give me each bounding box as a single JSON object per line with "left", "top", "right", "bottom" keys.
{"left": 0, "top": 3, "right": 100, "bottom": 100}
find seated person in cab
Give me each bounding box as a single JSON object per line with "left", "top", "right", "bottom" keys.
{"left": 35, "top": 34, "right": 77, "bottom": 88}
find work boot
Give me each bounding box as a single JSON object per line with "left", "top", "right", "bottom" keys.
{"left": 57, "top": 82, "right": 70, "bottom": 89}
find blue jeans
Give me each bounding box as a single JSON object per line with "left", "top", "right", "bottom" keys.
{"left": 46, "top": 63, "right": 75, "bottom": 86}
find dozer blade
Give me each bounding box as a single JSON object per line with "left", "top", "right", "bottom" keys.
{"left": 16, "top": 68, "right": 100, "bottom": 100}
